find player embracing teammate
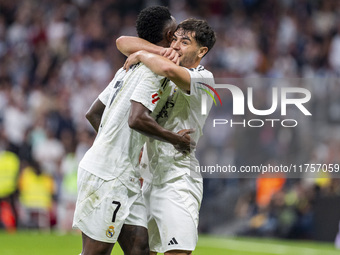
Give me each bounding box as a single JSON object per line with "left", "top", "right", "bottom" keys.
{"left": 73, "top": 5, "right": 216, "bottom": 255}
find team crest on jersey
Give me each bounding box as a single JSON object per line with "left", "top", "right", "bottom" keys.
{"left": 106, "top": 226, "right": 115, "bottom": 238}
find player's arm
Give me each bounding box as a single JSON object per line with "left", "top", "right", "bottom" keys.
{"left": 116, "top": 36, "right": 163, "bottom": 57}
{"left": 128, "top": 101, "right": 195, "bottom": 154}
{"left": 124, "top": 50, "right": 190, "bottom": 91}
{"left": 85, "top": 98, "right": 105, "bottom": 133}
{"left": 116, "top": 36, "right": 179, "bottom": 64}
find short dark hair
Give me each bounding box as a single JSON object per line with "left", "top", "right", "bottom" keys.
{"left": 177, "top": 18, "right": 216, "bottom": 54}
{"left": 136, "top": 6, "right": 172, "bottom": 44}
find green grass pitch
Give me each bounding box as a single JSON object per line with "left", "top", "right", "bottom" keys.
{"left": 0, "top": 231, "right": 338, "bottom": 255}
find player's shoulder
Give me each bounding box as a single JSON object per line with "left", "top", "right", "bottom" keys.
{"left": 189, "top": 65, "right": 212, "bottom": 75}
{"left": 128, "top": 63, "right": 152, "bottom": 75}
{"left": 137, "top": 63, "right": 165, "bottom": 80}
{"left": 116, "top": 66, "right": 127, "bottom": 75}
{"left": 188, "top": 65, "right": 213, "bottom": 79}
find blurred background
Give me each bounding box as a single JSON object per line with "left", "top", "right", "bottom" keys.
{"left": 0, "top": 0, "right": 340, "bottom": 248}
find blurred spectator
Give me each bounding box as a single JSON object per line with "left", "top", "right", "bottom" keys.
{"left": 32, "top": 125, "right": 64, "bottom": 178}
{"left": 329, "top": 23, "right": 340, "bottom": 73}
{"left": 0, "top": 130, "right": 20, "bottom": 231}
{"left": 18, "top": 160, "right": 56, "bottom": 229}
{"left": 256, "top": 173, "right": 286, "bottom": 209}
{"left": 2, "top": 91, "right": 32, "bottom": 153}
{"left": 57, "top": 130, "right": 78, "bottom": 233}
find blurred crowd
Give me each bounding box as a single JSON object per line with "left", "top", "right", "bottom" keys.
{"left": 0, "top": 0, "right": 340, "bottom": 239}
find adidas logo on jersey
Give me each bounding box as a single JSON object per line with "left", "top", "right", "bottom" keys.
{"left": 168, "top": 237, "right": 178, "bottom": 245}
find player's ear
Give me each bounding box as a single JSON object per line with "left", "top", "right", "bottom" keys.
{"left": 198, "top": 46, "right": 208, "bottom": 58}
{"left": 166, "top": 30, "right": 173, "bottom": 43}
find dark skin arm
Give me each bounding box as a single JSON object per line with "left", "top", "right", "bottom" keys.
{"left": 128, "top": 101, "right": 195, "bottom": 154}
{"left": 85, "top": 98, "right": 105, "bottom": 133}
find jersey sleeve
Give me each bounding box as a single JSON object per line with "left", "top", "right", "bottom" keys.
{"left": 130, "top": 69, "right": 166, "bottom": 112}
{"left": 98, "top": 68, "right": 125, "bottom": 105}
{"left": 177, "top": 66, "right": 215, "bottom": 106}
{"left": 98, "top": 83, "right": 112, "bottom": 106}
{"left": 187, "top": 66, "right": 215, "bottom": 96}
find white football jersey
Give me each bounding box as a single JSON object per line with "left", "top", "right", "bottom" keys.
{"left": 136, "top": 65, "right": 215, "bottom": 185}
{"left": 79, "top": 64, "right": 167, "bottom": 192}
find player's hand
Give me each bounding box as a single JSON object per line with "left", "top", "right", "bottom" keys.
{"left": 174, "top": 129, "right": 196, "bottom": 155}
{"left": 161, "top": 48, "right": 179, "bottom": 65}
{"left": 124, "top": 51, "right": 140, "bottom": 71}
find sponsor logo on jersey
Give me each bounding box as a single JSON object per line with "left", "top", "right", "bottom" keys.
{"left": 152, "top": 92, "right": 160, "bottom": 104}
{"left": 106, "top": 226, "right": 115, "bottom": 238}
{"left": 155, "top": 99, "right": 175, "bottom": 122}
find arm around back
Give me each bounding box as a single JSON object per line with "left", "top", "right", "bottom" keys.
{"left": 116, "top": 36, "right": 163, "bottom": 57}
{"left": 86, "top": 98, "right": 105, "bottom": 133}
{"left": 128, "top": 101, "right": 195, "bottom": 154}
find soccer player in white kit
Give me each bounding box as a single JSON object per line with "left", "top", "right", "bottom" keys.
{"left": 120, "top": 19, "right": 216, "bottom": 255}
{"left": 72, "top": 7, "right": 194, "bottom": 255}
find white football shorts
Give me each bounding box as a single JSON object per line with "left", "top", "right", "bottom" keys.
{"left": 72, "top": 167, "right": 147, "bottom": 243}
{"left": 143, "top": 174, "right": 203, "bottom": 253}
